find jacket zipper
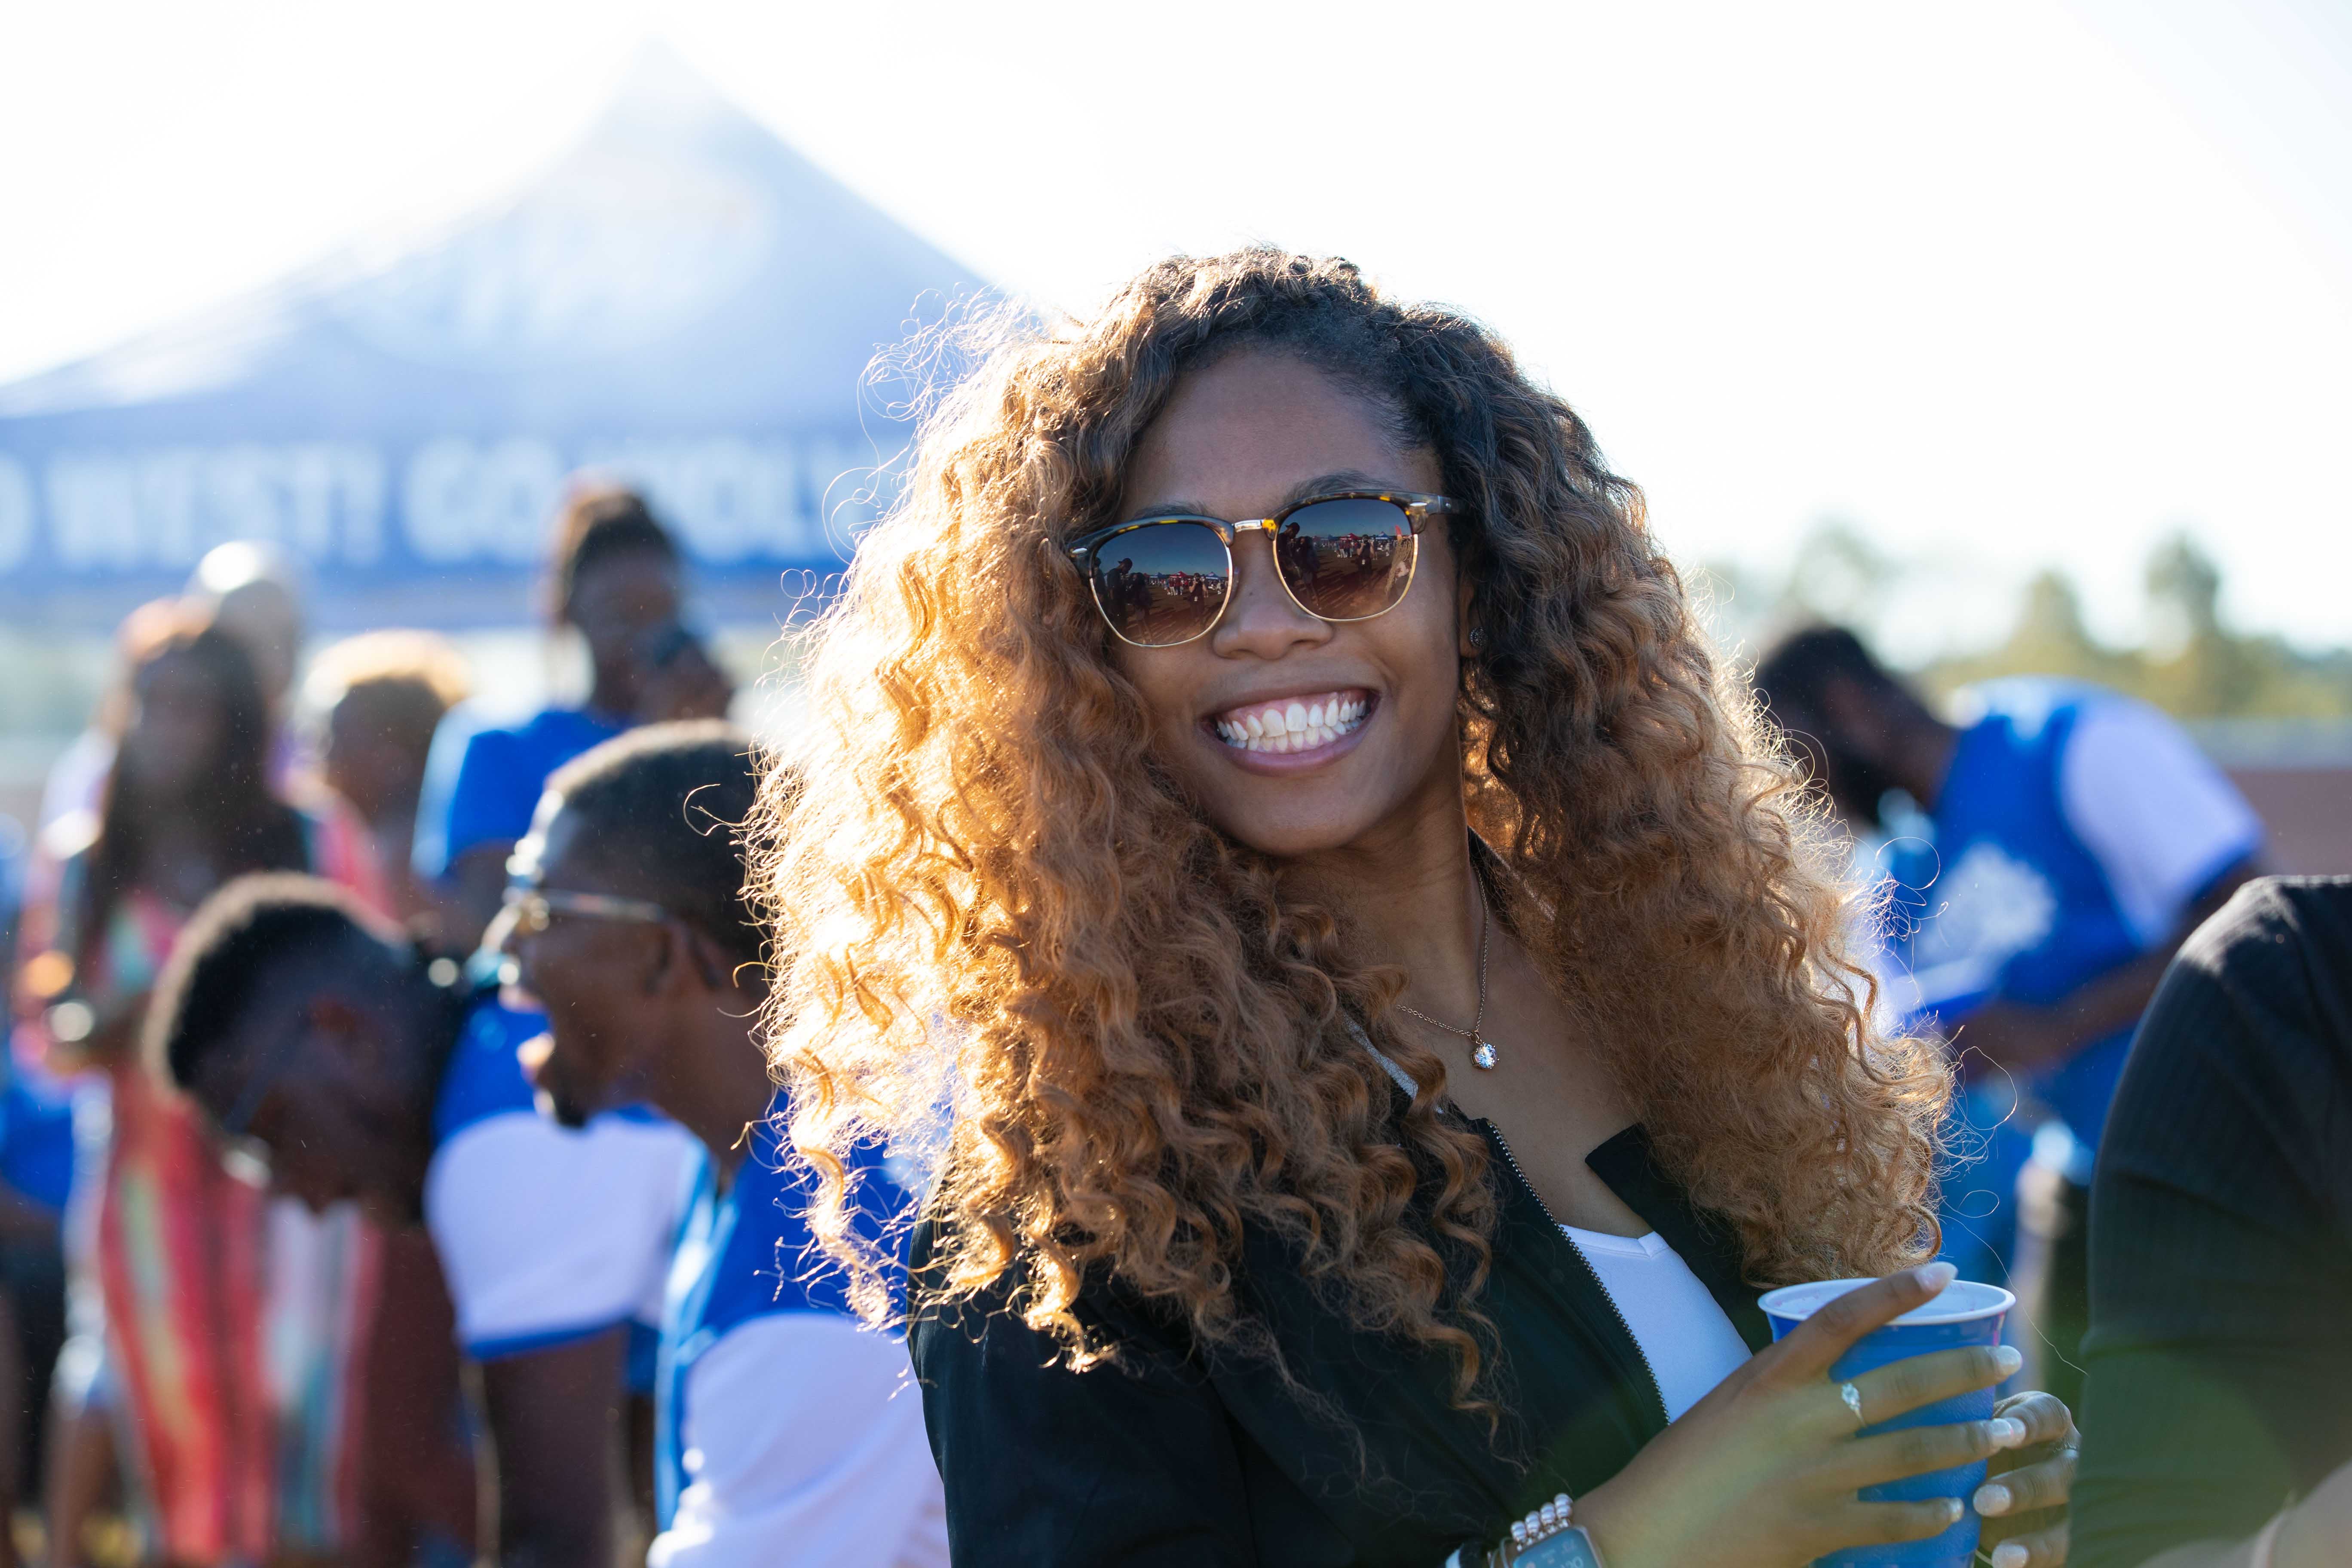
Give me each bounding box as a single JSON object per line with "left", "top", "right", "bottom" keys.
{"left": 1484, "top": 1122, "right": 1670, "bottom": 1435}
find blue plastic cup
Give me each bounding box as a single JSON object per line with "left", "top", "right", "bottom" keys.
{"left": 1758, "top": 1277, "right": 2016, "bottom": 1568}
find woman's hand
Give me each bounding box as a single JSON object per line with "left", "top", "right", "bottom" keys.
{"left": 1573, "top": 1262, "right": 2034, "bottom": 1568}
{"left": 1973, "top": 1390, "right": 2076, "bottom": 1567}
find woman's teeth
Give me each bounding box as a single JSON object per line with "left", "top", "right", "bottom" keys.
{"left": 1213, "top": 693, "right": 1369, "bottom": 754}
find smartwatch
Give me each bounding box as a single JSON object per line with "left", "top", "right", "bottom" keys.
{"left": 1507, "top": 1526, "right": 1604, "bottom": 1568}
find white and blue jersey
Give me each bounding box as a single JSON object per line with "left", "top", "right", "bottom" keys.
{"left": 426, "top": 1001, "right": 699, "bottom": 1366}
{"left": 1875, "top": 679, "right": 2260, "bottom": 1267}
{"left": 651, "top": 1098, "right": 945, "bottom": 1568}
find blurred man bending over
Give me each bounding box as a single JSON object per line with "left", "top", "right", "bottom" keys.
{"left": 141, "top": 879, "right": 694, "bottom": 1568}
{"left": 146, "top": 722, "right": 945, "bottom": 1568}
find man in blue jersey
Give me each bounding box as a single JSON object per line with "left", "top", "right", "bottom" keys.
{"left": 499, "top": 723, "right": 945, "bottom": 1568}
{"left": 141, "top": 876, "right": 696, "bottom": 1568}
{"left": 1754, "top": 625, "right": 2262, "bottom": 1406}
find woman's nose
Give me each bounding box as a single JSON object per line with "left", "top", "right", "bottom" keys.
{"left": 1210, "top": 533, "right": 1331, "bottom": 658}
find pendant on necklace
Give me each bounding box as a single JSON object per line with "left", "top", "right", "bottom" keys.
{"left": 1471, "top": 1038, "right": 1499, "bottom": 1070}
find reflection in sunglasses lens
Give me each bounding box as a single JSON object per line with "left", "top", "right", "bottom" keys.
{"left": 1091, "top": 521, "right": 1229, "bottom": 646}
{"left": 1275, "top": 499, "right": 1415, "bottom": 622}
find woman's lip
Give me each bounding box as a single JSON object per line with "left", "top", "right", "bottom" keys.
{"left": 1204, "top": 686, "right": 1370, "bottom": 729}
{"left": 1197, "top": 694, "right": 1377, "bottom": 775}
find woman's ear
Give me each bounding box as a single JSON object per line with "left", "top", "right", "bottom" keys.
{"left": 1456, "top": 578, "right": 1481, "bottom": 659}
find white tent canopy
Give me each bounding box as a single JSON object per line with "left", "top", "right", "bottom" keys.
{"left": 0, "top": 48, "right": 985, "bottom": 629}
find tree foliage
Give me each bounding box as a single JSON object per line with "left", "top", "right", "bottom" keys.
{"left": 1705, "top": 527, "right": 2352, "bottom": 720}
{"left": 1923, "top": 536, "right": 2352, "bottom": 718}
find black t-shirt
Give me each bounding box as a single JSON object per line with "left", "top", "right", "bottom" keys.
{"left": 2073, "top": 876, "right": 2352, "bottom": 1568}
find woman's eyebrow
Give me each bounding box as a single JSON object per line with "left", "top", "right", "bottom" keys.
{"left": 1116, "top": 499, "right": 1212, "bottom": 524}
{"left": 1117, "top": 472, "right": 1404, "bottom": 525}
{"left": 1276, "top": 471, "right": 1395, "bottom": 510}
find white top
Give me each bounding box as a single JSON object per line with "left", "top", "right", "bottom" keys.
{"left": 2054, "top": 698, "right": 2262, "bottom": 946}
{"left": 1350, "top": 1039, "right": 1757, "bottom": 1424}
{"left": 426, "top": 1111, "right": 697, "bottom": 1357}
{"left": 649, "top": 1314, "right": 947, "bottom": 1568}
{"left": 421, "top": 1001, "right": 701, "bottom": 1360}
{"left": 1559, "top": 1225, "right": 1752, "bottom": 1423}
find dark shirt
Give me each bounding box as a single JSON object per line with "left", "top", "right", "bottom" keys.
{"left": 2073, "top": 877, "right": 2352, "bottom": 1568}
{"left": 907, "top": 1120, "right": 1771, "bottom": 1568}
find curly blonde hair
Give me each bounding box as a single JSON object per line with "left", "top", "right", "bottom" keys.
{"left": 753, "top": 249, "right": 1948, "bottom": 1409}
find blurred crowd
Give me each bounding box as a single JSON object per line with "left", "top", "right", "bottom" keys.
{"left": 0, "top": 442, "right": 2331, "bottom": 1568}
{"left": 0, "top": 483, "right": 935, "bottom": 1568}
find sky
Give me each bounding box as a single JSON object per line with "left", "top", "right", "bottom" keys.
{"left": 1, "top": 0, "right": 2346, "bottom": 660}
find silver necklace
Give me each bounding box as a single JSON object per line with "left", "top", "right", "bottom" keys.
{"left": 1393, "top": 880, "right": 1501, "bottom": 1069}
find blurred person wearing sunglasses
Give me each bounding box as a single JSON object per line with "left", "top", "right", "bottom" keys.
{"left": 491, "top": 722, "right": 944, "bottom": 1568}
{"left": 139, "top": 868, "right": 694, "bottom": 1568}
{"left": 754, "top": 249, "right": 2077, "bottom": 1568}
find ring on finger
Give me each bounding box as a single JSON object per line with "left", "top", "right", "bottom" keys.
{"left": 1838, "top": 1381, "right": 1866, "bottom": 1429}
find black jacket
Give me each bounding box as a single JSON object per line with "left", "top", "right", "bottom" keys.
{"left": 907, "top": 1119, "right": 1772, "bottom": 1567}
{"left": 2073, "top": 878, "right": 2352, "bottom": 1568}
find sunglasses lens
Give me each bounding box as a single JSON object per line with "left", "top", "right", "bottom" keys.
{"left": 1274, "top": 499, "right": 1416, "bottom": 622}
{"left": 1088, "top": 521, "right": 1230, "bottom": 646}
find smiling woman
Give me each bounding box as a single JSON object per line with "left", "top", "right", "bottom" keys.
{"left": 752, "top": 250, "right": 2079, "bottom": 1567}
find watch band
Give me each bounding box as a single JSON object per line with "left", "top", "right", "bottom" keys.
{"left": 1509, "top": 1524, "right": 1605, "bottom": 1568}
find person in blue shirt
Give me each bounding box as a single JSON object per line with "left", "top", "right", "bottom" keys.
{"left": 500, "top": 722, "right": 945, "bottom": 1568}
{"left": 1753, "top": 625, "right": 2263, "bottom": 1410}
{"left": 144, "top": 876, "right": 698, "bottom": 1568}
{"left": 0, "top": 1053, "right": 70, "bottom": 1556}
{"left": 418, "top": 485, "right": 733, "bottom": 955}
{"left": 406, "top": 484, "right": 732, "bottom": 1549}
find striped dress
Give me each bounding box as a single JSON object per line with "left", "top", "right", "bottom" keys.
{"left": 23, "top": 802, "right": 389, "bottom": 1565}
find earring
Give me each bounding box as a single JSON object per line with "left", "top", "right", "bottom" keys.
{"left": 1468, "top": 627, "right": 1487, "bottom": 651}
